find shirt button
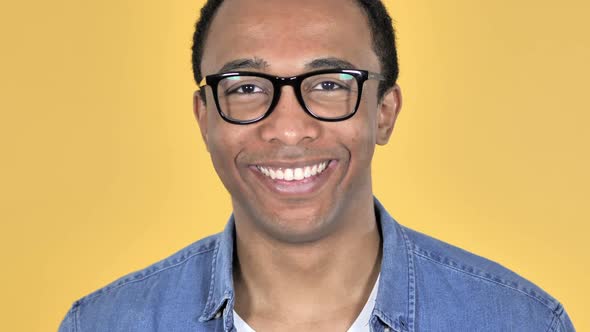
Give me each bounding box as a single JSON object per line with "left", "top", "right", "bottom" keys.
{"left": 214, "top": 312, "right": 222, "bottom": 319}
{"left": 384, "top": 328, "right": 391, "bottom": 332}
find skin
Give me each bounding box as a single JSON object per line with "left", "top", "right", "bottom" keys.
{"left": 194, "top": 0, "right": 402, "bottom": 330}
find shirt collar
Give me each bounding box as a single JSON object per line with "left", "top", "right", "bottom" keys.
{"left": 199, "top": 216, "right": 236, "bottom": 324}
{"left": 372, "top": 197, "right": 416, "bottom": 332}
{"left": 199, "top": 198, "right": 416, "bottom": 332}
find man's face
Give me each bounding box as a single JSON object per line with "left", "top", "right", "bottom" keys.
{"left": 195, "top": 0, "right": 400, "bottom": 243}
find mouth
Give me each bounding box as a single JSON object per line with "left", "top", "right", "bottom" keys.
{"left": 256, "top": 160, "right": 330, "bottom": 181}
{"left": 249, "top": 160, "right": 337, "bottom": 195}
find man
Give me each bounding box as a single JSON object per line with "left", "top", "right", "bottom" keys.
{"left": 59, "top": 0, "right": 575, "bottom": 331}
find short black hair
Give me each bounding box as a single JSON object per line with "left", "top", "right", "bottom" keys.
{"left": 191, "top": 0, "right": 398, "bottom": 101}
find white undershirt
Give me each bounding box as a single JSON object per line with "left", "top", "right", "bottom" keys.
{"left": 233, "top": 275, "right": 380, "bottom": 332}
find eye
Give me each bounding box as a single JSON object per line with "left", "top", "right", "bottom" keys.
{"left": 311, "top": 80, "right": 349, "bottom": 91}
{"left": 227, "top": 84, "right": 264, "bottom": 94}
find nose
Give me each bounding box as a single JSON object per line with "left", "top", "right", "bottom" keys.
{"left": 258, "top": 86, "right": 322, "bottom": 146}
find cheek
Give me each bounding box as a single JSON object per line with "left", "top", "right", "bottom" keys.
{"left": 334, "top": 117, "right": 376, "bottom": 168}
{"left": 205, "top": 116, "right": 263, "bottom": 190}
{"left": 206, "top": 110, "right": 246, "bottom": 158}
{"left": 354, "top": 130, "right": 377, "bottom": 164}
{"left": 348, "top": 108, "right": 378, "bottom": 156}
{"left": 206, "top": 123, "right": 242, "bottom": 183}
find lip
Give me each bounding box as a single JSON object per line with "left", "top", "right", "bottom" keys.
{"left": 248, "top": 159, "right": 338, "bottom": 196}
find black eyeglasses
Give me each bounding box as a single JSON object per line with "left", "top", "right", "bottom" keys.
{"left": 196, "top": 69, "right": 385, "bottom": 125}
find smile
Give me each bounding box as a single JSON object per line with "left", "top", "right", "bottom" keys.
{"left": 256, "top": 161, "right": 330, "bottom": 181}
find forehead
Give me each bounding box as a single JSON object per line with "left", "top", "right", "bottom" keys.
{"left": 200, "top": 0, "right": 379, "bottom": 76}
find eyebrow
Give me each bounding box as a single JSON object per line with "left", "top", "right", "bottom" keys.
{"left": 216, "top": 57, "right": 270, "bottom": 73}
{"left": 215, "top": 57, "right": 357, "bottom": 75}
{"left": 304, "top": 57, "right": 357, "bottom": 70}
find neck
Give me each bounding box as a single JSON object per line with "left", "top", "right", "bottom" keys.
{"left": 232, "top": 196, "right": 381, "bottom": 329}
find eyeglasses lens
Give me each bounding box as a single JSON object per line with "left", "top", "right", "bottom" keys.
{"left": 217, "top": 76, "right": 273, "bottom": 122}
{"left": 301, "top": 73, "right": 358, "bottom": 119}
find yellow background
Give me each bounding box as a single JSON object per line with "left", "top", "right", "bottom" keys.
{"left": 1, "top": 0, "right": 588, "bottom": 330}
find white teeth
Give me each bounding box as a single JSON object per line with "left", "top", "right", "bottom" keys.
{"left": 294, "top": 168, "right": 304, "bottom": 180}
{"left": 311, "top": 165, "right": 318, "bottom": 176}
{"left": 257, "top": 161, "right": 330, "bottom": 182}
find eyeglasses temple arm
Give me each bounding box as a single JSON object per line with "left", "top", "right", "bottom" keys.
{"left": 368, "top": 72, "right": 386, "bottom": 81}
{"left": 196, "top": 78, "right": 208, "bottom": 91}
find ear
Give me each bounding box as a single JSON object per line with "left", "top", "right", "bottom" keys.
{"left": 193, "top": 90, "right": 210, "bottom": 151}
{"left": 376, "top": 84, "right": 402, "bottom": 145}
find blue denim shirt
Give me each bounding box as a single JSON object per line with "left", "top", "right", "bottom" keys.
{"left": 59, "top": 199, "right": 575, "bottom": 331}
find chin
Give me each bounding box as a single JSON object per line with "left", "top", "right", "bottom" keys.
{"left": 255, "top": 210, "right": 338, "bottom": 245}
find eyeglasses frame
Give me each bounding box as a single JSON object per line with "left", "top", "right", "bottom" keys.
{"left": 196, "top": 68, "right": 385, "bottom": 125}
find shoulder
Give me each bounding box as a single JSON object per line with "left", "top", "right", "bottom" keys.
{"left": 82, "top": 232, "right": 219, "bottom": 303}
{"left": 59, "top": 232, "right": 222, "bottom": 331}
{"left": 399, "top": 225, "right": 574, "bottom": 331}
{"left": 401, "top": 225, "right": 555, "bottom": 306}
